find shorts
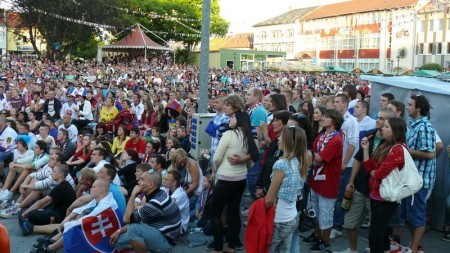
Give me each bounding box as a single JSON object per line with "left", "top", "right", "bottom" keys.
{"left": 400, "top": 187, "right": 431, "bottom": 227}
{"left": 343, "top": 190, "right": 370, "bottom": 229}
{"left": 310, "top": 189, "right": 336, "bottom": 230}
{"left": 115, "top": 223, "right": 172, "bottom": 253}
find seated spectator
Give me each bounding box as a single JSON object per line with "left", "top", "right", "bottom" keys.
{"left": 124, "top": 128, "right": 146, "bottom": 156}
{"left": 142, "top": 139, "right": 160, "bottom": 163}
{"left": 0, "top": 140, "right": 49, "bottom": 203}
{"left": 75, "top": 167, "right": 97, "bottom": 198}
{"left": 111, "top": 126, "right": 130, "bottom": 157}
{"left": 67, "top": 133, "right": 93, "bottom": 178}
{"left": 0, "top": 115, "right": 18, "bottom": 181}
{"left": 18, "top": 164, "right": 76, "bottom": 235}
{"left": 164, "top": 137, "right": 179, "bottom": 160}
{"left": 168, "top": 148, "right": 203, "bottom": 210}
{"left": 16, "top": 123, "right": 37, "bottom": 150}
{"left": 15, "top": 153, "right": 75, "bottom": 213}
{"left": 55, "top": 128, "right": 76, "bottom": 160}
{"left": 0, "top": 139, "right": 33, "bottom": 194}
{"left": 29, "top": 179, "right": 117, "bottom": 252}
{"left": 177, "top": 126, "right": 190, "bottom": 152}
{"left": 163, "top": 170, "right": 190, "bottom": 234}
{"left": 191, "top": 175, "right": 212, "bottom": 222}
{"left": 36, "top": 124, "right": 56, "bottom": 149}
{"left": 58, "top": 113, "right": 78, "bottom": 143}
{"left": 120, "top": 163, "right": 152, "bottom": 197}
{"left": 110, "top": 170, "right": 181, "bottom": 253}
{"left": 117, "top": 149, "right": 141, "bottom": 185}
{"left": 88, "top": 148, "right": 121, "bottom": 186}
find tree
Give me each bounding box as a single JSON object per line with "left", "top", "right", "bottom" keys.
{"left": 9, "top": 0, "right": 128, "bottom": 60}
{"left": 420, "top": 63, "right": 444, "bottom": 72}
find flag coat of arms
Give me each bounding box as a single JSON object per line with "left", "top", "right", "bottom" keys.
{"left": 63, "top": 193, "right": 124, "bottom": 253}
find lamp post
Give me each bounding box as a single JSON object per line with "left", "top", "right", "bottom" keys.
{"left": 330, "top": 56, "right": 334, "bottom": 67}
{"left": 396, "top": 55, "right": 401, "bottom": 76}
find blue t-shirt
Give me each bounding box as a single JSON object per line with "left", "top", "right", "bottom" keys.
{"left": 250, "top": 105, "right": 268, "bottom": 127}
{"left": 110, "top": 183, "right": 127, "bottom": 215}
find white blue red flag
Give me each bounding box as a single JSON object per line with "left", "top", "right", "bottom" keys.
{"left": 63, "top": 193, "right": 124, "bottom": 253}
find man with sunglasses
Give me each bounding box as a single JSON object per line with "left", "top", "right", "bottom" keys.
{"left": 111, "top": 169, "right": 181, "bottom": 253}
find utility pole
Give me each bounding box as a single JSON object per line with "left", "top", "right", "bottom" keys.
{"left": 198, "top": 0, "right": 211, "bottom": 113}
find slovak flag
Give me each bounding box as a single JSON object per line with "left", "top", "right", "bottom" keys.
{"left": 63, "top": 193, "right": 124, "bottom": 253}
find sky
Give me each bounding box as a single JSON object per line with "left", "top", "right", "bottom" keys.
{"left": 219, "top": 0, "right": 349, "bottom": 34}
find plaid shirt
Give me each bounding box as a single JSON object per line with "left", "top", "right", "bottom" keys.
{"left": 272, "top": 158, "right": 303, "bottom": 203}
{"left": 210, "top": 113, "right": 230, "bottom": 158}
{"left": 407, "top": 116, "right": 436, "bottom": 189}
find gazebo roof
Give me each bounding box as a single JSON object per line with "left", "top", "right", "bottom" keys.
{"left": 100, "top": 24, "right": 172, "bottom": 51}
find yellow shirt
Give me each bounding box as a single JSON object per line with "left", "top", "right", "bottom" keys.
{"left": 111, "top": 136, "right": 130, "bottom": 155}
{"left": 100, "top": 106, "right": 119, "bottom": 123}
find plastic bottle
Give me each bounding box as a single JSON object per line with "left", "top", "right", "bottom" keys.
{"left": 341, "top": 189, "right": 354, "bottom": 211}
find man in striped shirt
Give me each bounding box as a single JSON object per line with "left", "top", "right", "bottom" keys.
{"left": 112, "top": 169, "right": 181, "bottom": 253}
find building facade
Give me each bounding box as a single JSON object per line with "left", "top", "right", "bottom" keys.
{"left": 253, "top": 0, "right": 449, "bottom": 73}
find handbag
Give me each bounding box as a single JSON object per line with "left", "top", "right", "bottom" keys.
{"left": 379, "top": 145, "right": 423, "bottom": 203}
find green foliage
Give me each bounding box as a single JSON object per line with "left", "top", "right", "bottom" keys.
{"left": 175, "top": 48, "right": 195, "bottom": 64}
{"left": 73, "top": 37, "right": 102, "bottom": 60}
{"left": 420, "top": 63, "right": 444, "bottom": 72}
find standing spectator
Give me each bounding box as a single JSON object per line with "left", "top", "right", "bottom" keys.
{"left": 354, "top": 100, "right": 376, "bottom": 140}
{"left": 343, "top": 85, "right": 358, "bottom": 116}
{"left": 303, "top": 109, "right": 343, "bottom": 252}
{"left": 290, "top": 89, "right": 304, "bottom": 112}
{"left": 361, "top": 117, "right": 408, "bottom": 253}
{"left": 403, "top": 94, "right": 436, "bottom": 253}
{"left": 331, "top": 94, "right": 360, "bottom": 239}
{"left": 372, "top": 93, "right": 394, "bottom": 119}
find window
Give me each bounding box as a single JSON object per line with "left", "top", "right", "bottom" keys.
{"left": 303, "top": 37, "right": 317, "bottom": 51}
{"left": 287, "top": 29, "right": 294, "bottom": 38}
{"left": 438, "top": 19, "right": 444, "bottom": 31}
{"left": 272, "top": 30, "right": 282, "bottom": 39}
{"left": 360, "top": 33, "right": 379, "bottom": 49}
{"left": 255, "top": 55, "right": 266, "bottom": 61}
{"left": 241, "top": 54, "right": 254, "bottom": 61}
{"left": 286, "top": 43, "right": 294, "bottom": 54}
{"left": 340, "top": 36, "right": 355, "bottom": 49}
{"left": 429, "top": 20, "right": 434, "bottom": 32}
{"left": 259, "top": 31, "right": 267, "bottom": 40}
{"left": 321, "top": 37, "right": 335, "bottom": 50}
{"left": 428, "top": 43, "right": 433, "bottom": 54}
{"left": 419, "top": 43, "right": 424, "bottom": 54}
{"left": 270, "top": 44, "right": 281, "bottom": 51}
{"left": 447, "top": 43, "right": 450, "bottom": 54}
{"left": 421, "top": 20, "right": 426, "bottom": 32}
{"left": 437, "top": 43, "right": 442, "bottom": 54}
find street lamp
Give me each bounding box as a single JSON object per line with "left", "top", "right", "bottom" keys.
{"left": 396, "top": 55, "right": 401, "bottom": 76}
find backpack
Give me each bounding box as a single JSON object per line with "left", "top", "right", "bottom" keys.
{"left": 379, "top": 145, "right": 423, "bottom": 203}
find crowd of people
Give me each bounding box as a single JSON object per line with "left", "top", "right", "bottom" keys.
{"left": 0, "top": 53, "right": 448, "bottom": 253}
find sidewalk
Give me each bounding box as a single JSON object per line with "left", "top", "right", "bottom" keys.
{"left": 2, "top": 214, "right": 450, "bottom": 253}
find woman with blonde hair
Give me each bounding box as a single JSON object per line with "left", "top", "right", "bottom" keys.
{"left": 168, "top": 148, "right": 204, "bottom": 208}
{"left": 265, "top": 126, "right": 311, "bottom": 252}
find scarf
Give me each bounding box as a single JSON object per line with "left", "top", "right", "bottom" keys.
{"left": 315, "top": 130, "right": 339, "bottom": 153}
{"left": 246, "top": 102, "right": 262, "bottom": 116}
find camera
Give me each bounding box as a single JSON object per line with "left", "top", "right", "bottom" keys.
{"left": 304, "top": 208, "right": 316, "bottom": 219}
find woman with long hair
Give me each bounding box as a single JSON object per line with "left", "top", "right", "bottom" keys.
{"left": 67, "top": 134, "right": 94, "bottom": 178}
{"left": 361, "top": 117, "right": 407, "bottom": 253}
{"left": 154, "top": 102, "right": 169, "bottom": 133}
{"left": 27, "top": 111, "right": 41, "bottom": 134}
{"left": 302, "top": 100, "right": 314, "bottom": 123}
{"left": 140, "top": 100, "right": 156, "bottom": 136}
{"left": 266, "top": 125, "right": 311, "bottom": 252}
{"left": 111, "top": 126, "right": 130, "bottom": 157}
{"left": 210, "top": 95, "right": 259, "bottom": 253}
{"left": 311, "top": 106, "right": 327, "bottom": 141}
{"left": 117, "top": 148, "right": 141, "bottom": 185}
{"left": 98, "top": 141, "right": 118, "bottom": 168}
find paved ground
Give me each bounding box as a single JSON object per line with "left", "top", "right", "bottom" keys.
{"left": 2, "top": 213, "right": 450, "bottom": 253}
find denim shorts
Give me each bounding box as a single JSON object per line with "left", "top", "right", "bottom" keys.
{"left": 270, "top": 214, "right": 299, "bottom": 253}
{"left": 400, "top": 187, "right": 431, "bottom": 227}
{"left": 310, "top": 189, "right": 336, "bottom": 230}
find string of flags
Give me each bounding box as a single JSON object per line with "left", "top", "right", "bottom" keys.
{"left": 31, "top": 7, "right": 201, "bottom": 38}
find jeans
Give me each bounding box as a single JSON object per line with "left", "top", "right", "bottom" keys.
{"left": 116, "top": 223, "right": 172, "bottom": 253}
{"left": 28, "top": 207, "right": 61, "bottom": 225}
{"left": 247, "top": 161, "right": 261, "bottom": 200}
{"left": 333, "top": 167, "right": 352, "bottom": 231}
{"left": 369, "top": 199, "right": 399, "bottom": 253}
{"left": 270, "top": 215, "right": 299, "bottom": 253}
{"left": 211, "top": 179, "right": 246, "bottom": 251}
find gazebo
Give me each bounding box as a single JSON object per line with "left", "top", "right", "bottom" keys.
{"left": 97, "top": 24, "right": 173, "bottom": 61}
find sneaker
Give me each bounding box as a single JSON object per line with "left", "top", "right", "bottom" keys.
{"left": 333, "top": 248, "right": 357, "bottom": 253}
{"left": 0, "top": 190, "right": 13, "bottom": 201}
{"left": 361, "top": 214, "right": 371, "bottom": 228}
{"left": 0, "top": 205, "right": 20, "bottom": 218}
{"left": 401, "top": 247, "right": 412, "bottom": 253}
{"left": 302, "top": 232, "right": 318, "bottom": 245}
{"left": 417, "top": 244, "right": 424, "bottom": 253}
{"left": 235, "top": 238, "right": 244, "bottom": 250}
{"left": 390, "top": 240, "right": 402, "bottom": 253}
{"left": 330, "top": 229, "right": 343, "bottom": 239}
{"left": 206, "top": 240, "right": 215, "bottom": 251}
{"left": 310, "top": 240, "right": 331, "bottom": 252}
{"left": 0, "top": 200, "right": 10, "bottom": 209}
{"left": 442, "top": 231, "right": 450, "bottom": 242}
{"left": 20, "top": 219, "right": 34, "bottom": 236}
